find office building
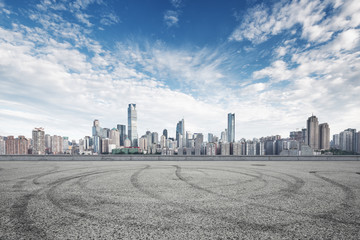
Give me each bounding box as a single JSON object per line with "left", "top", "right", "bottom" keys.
{"left": 32, "top": 127, "right": 45, "bottom": 155}
{"left": 152, "top": 132, "right": 159, "bottom": 145}
{"left": 117, "top": 124, "right": 126, "bottom": 146}
{"left": 160, "top": 135, "right": 167, "bottom": 148}
{"left": 110, "top": 128, "right": 120, "bottom": 148}
{"left": 176, "top": 119, "right": 185, "bottom": 147}
{"left": 5, "top": 136, "right": 16, "bottom": 155}
{"left": 101, "top": 138, "right": 110, "bottom": 154}
{"left": 227, "top": 113, "right": 235, "bottom": 142}
{"left": 163, "top": 129, "right": 168, "bottom": 139}
{"left": 138, "top": 136, "right": 148, "bottom": 153}
{"left": 17, "top": 136, "right": 29, "bottom": 155}
{"left": 128, "top": 104, "right": 138, "bottom": 147}
{"left": 0, "top": 137, "right": 5, "bottom": 154}
{"left": 307, "top": 115, "right": 319, "bottom": 150}
{"left": 319, "top": 123, "right": 330, "bottom": 150}
{"left": 208, "top": 133, "right": 214, "bottom": 143}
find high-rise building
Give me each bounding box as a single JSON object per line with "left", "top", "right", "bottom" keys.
{"left": 176, "top": 119, "right": 185, "bottom": 147}
{"left": 138, "top": 136, "right": 148, "bottom": 153}
{"left": 17, "top": 136, "right": 29, "bottom": 155}
{"left": 128, "top": 104, "right": 138, "bottom": 147}
{"left": 160, "top": 135, "right": 167, "bottom": 148}
{"left": 319, "top": 123, "right": 330, "bottom": 150}
{"left": 265, "top": 140, "right": 275, "bottom": 155}
{"left": 195, "top": 133, "right": 203, "bottom": 155}
{"left": 93, "top": 136, "right": 101, "bottom": 154}
{"left": 356, "top": 131, "right": 360, "bottom": 154}
{"left": 117, "top": 124, "right": 126, "bottom": 146}
{"left": 5, "top": 136, "right": 16, "bottom": 155}
{"left": 63, "top": 137, "right": 69, "bottom": 153}
{"left": 186, "top": 131, "right": 193, "bottom": 147}
{"left": 110, "top": 128, "right": 120, "bottom": 148}
{"left": 220, "top": 131, "right": 226, "bottom": 142}
{"left": 339, "top": 128, "right": 357, "bottom": 152}
{"left": 344, "top": 128, "right": 357, "bottom": 152}
{"left": 152, "top": 132, "right": 159, "bottom": 145}
{"left": 84, "top": 136, "right": 91, "bottom": 151}
{"left": 163, "top": 129, "right": 168, "bottom": 139}
{"left": 307, "top": 115, "right": 319, "bottom": 150}
{"left": 101, "top": 138, "right": 110, "bottom": 154}
{"left": 32, "top": 128, "right": 45, "bottom": 155}
{"left": 0, "top": 136, "right": 5, "bottom": 155}
{"left": 302, "top": 128, "right": 307, "bottom": 144}
{"left": 227, "top": 113, "right": 235, "bottom": 142}
{"left": 208, "top": 133, "right": 214, "bottom": 143}
{"left": 50, "top": 135, "right": 61, "bottom": 154}
{"left": 332, "top": 134, "right": 340, "bottom": 148}
{"left": 92, "top": 119, "right": 101, "bottom": 136}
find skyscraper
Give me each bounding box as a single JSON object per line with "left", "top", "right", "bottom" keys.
{"left": 110, "top": 128, "right": 120, "bottom": 148}
{"left": 117, "top": 124, "right": 126, "bottom": 146}
{"left": 128, "top": 103, "right": 138, "bottom": 147}
{"left": 319, "top": 123, "right": 330, "bottom": 150}
{"left": 227, "top": 113, "right": 235, "bottom": 143}
{"left": 163, "top": 129, "right": 168, "bottom": 139}
{"left": 176, "top": 119, "right": 185, "bottom": 147}
{"left": 208, "top": 133, "right": 214, "bottom": 143}
{"left": 32, "top": 127, "right": 45, "bottom": 155}
{"left": 307, "top": 115, "right": 319, "bottom": 150}
{"left": 0, "top": 136, "right": 5, "bottom": 155}
{"left": 5, "top": 136, "right": 16, "bottom": 155}
{"left": 92, "top": 119, "right": 101, "bottom": 137}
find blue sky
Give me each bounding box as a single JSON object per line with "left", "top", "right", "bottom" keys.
{"left": 0, "top": 0, "right": 359, "bottom": 141}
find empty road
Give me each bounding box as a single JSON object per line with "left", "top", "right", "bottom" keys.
{"left": 0, "top": 161, "right": 359, "bottom": 239}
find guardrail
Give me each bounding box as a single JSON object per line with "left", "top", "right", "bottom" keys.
{"left": 0, "top": 155, "right": 360, "bottom": 161}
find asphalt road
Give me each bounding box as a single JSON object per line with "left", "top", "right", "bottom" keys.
{"left": 0, "top": 161, "right": 359, "bottom": 239}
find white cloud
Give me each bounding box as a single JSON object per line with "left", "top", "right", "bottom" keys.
{"left": 1, "top": 0, "right": 359, "bottom": 141}
{"left": 170, "top": 0, "right": 182, "bottom": 8}
{"left": 164, "top": 10, "right": 179, "bottom": 27}
{"left": 75, "top": 12, "right": 93, "bottom": 27}
{"left": 230, "top": 0, "right": 360, "bottom": 44}
{"left": 100, "top": 13, "right": 120, "bottom": 26}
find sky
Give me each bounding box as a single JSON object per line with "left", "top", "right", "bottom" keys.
{"left": 0, "top": 0, "right": 359, "bottom": 141}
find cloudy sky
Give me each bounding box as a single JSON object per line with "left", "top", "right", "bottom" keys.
{"left": 0, "top": 0, "right": 359, "bottom": 141}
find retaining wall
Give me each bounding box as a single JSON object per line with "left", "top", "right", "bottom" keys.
{"left": 0, "top": 155, "right": 360, "bottom": 161}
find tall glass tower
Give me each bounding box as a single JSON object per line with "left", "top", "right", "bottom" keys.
{"left": 176, "top": 119, "right": 185, "bottom": 147}
{"left": 227, "top": 113, "right": 235, "bottom": 142}
{"left": 128, "top": 104, "right": 138, "bottom": 147}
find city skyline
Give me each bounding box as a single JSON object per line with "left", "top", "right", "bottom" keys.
{"left": 0, "top": 0, "right": 359, "bottom": 140}
{"left": 1, "top": 111, "right": 360, "bottom": 156}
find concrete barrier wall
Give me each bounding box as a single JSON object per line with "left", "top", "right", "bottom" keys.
{"left": 0, "top": 155, "right": 360, "bottom": 161}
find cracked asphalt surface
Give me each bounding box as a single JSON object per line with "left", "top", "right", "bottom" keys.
{"left": 0, "top": 161, "right": 359, "bottom": 239}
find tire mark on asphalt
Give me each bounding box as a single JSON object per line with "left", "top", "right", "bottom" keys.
{"left": 197, "top": 167, "right": 269, "bottom": 191}
{"left": 32, "top": 164, "right": 125, "bottom": 185}
{"left": 313, "top": 172, "right": 356, "bottom": 207}
{"left": 175, "top": 166, "right": 360, "bottom": 228}
{"left": 45, "top": 170, "right": 114, "bottom": 220}
{"left": 238, "top": 166, "right": 305, "bottom": 196}
{"left": 174, "top": 165, "right": 218, "bottom": 195}
{"left": 12, "top": 166, "right": 60, "bottom": 189}
{"left": 10, "top": 189, "right": 48, "bottom": 240}
{"left": 311, "top": 172, "right": 360, "bottom": 226}
{"left": 130, "top": 164, "right": 296, "bottom": 237}
{"left": 130, "top": 165, "right": 166, "bottom": 201}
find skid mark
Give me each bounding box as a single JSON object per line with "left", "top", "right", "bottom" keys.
{"left": 313, "top": 172, "right": 356, "bottom": 207}
{"left": 173, "top": 165, "right": 218, "bottom": 195}
{"left": 10, "top": 190, "right": 47, "bottom": 239}
{"left": 46, "top": 170, "right": 114, "bottom": 220}
{"left": 130, "top": 165, "right": 165, "bottom": 201}
{"left": 130, "top": 165, "right": 295, "bottom": 236}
